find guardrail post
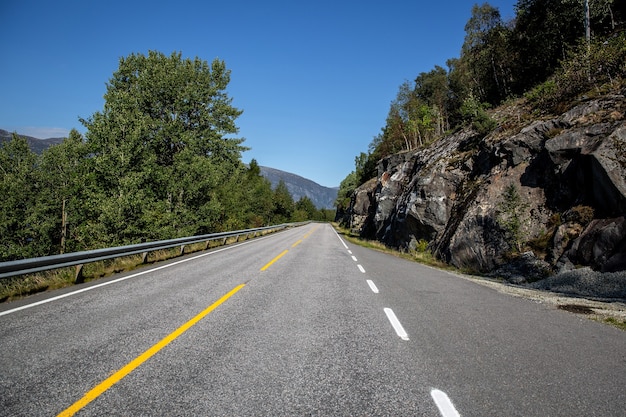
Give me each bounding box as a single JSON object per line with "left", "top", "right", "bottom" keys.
{"left": 222, "top": 237, "right": 227, "bottom": 246}
{"left": 75, "top": 264, "right": 84, "bottom": 284}
{"left": 204, "top": 241, "right": 211, "bottom": 250}
{"left": 180, "top": 245, "right": 186, "bottom": 256}
{"left": 141, "top": 252, "right": 149, "bottom": 264}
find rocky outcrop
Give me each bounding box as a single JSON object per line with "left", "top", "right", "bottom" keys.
{"left": 348, "top": 178, "right": 377, "bottom": 237}
{"left": 347, "top": 93, "right": 626, "bottom": 280}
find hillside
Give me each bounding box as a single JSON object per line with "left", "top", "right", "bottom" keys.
{"left": 341, "top": 89, "right": 626, "bottom": 296}
{"left": 0, "top": 129, "right": 64, "bottom": 154}
{"left": 259, "top": 166, "right": 338, "bottom": 209}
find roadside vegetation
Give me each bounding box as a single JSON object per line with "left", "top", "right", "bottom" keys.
{"left": 0, "top": 228, "right": 279, "bottom": 302}
{"left": 333, "top": 223, "right": 450, "bottom": 270}
{"left": 0, "top": 52, "right": 332, "bottom": 265}
{"left": 0, "top": 51, "right": 334, "bottom": 301}
{"left": 336, "top": 0, "right": 626, "bottom": 209}
{"left": 602, "top": 317, "right": 626, "bottom": 331}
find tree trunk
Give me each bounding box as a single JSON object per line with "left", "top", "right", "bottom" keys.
{"left": 60, "top": 198, "right": 67, "bottom": 254}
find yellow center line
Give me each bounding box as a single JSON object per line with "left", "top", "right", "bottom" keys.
{"left": 302, "top": 225, "right": 319, "bottom": 239}
{"left": 57, "top": 284, "right": 246, "bottom": 417}
{"left": 260, "top": 249, "right": 289, "bottom": 271}
{"left": 292, "top": 239, "right": 303, "bottom": 248}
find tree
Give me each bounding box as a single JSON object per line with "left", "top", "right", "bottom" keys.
{"left": 271, "top": 180, "right": 294, "bottom": 224}
{"left": 37, "top": 129, "right": 91, "bottom": 254}
{"left": 236, "top": 158, "right": 274, "bottom": 227}
{"left": 0, "top": 134, "right": 40, "bottom": 260}
{"left": 513, "top": 0, "right": 585, "bottom": 89}
{"left": 335, "top": 171, "right": 358, "bottom": 211}
{"left": 294, "top": 196, "right": 317, "bottom": 222}
{"left": 414, "top": 65, "right": 450, "bottom": 134}
{"left": 460, "top": 3, "right": 514, "bottom": 104}
{"left": 497, "top": 184, "right": 529, "bottom": 252}
{"left": 80, "top": 51, "right": 246, "bottom": 245}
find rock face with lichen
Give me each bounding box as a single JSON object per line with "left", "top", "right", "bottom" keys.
{"left": 344, "top": 92, "right": 626, "bottom": 281}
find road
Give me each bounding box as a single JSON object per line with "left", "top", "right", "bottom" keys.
{"left": 0, "top": 223, "right": 625, "bottom": 416}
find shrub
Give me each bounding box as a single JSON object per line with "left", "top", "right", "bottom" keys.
{"left": 414, "top": 239, "right": 429, "bottom": 252}
{"left": 527, "top": 32, "right": 626, "bottom": 113}
{"left": 461, "top": 95, "right": 498, "bottom": 136}
{"left": 566, "top": 205, "right": 595, "bottom": 225}
{"left": 497, "top": 184, "right": 529, "bottom": 252}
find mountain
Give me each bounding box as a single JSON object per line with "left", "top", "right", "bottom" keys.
{"left": 259, "top": 166, "right": 338, "bottom": 209}
{"left": 0, "top": 129, "right": 65, "bottom": 154}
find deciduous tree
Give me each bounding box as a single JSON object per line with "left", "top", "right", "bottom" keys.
{"left": 0, "top": 134, "right": 40, "bottom": 260}
{"left": 80, "top": 51, "right": 246, "bottom": 244}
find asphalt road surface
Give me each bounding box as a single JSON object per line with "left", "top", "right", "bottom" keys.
{"left": 1, "top": 223, "right": 625, "bottom": 416}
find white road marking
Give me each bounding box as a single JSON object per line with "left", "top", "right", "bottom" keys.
{"left": 366, "top": 280, "right": 379, "bottom": 293}
{"left": 357, "top": 264, "right": 366, "bottom": 273}
{"left": 351, "top": 255, "right": 358, "bottom": 262}
{"left": 347, "top": 250, "right": 352, "bottom": 254}
{"left": 431, "top": 389, "right": 461, "bottom": 417}
{"left": 332, "top": 228, "right": 349, "bottom": 249}
{"left": 384, "top": 308, "right": 409, "bottom": 340}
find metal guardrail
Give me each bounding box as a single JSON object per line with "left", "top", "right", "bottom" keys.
{"left": 0, "top": 222, "right": 309, "bottom": 282}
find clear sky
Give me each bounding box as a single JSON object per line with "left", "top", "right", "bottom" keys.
{"left": 0, "top": 0, "right": 516, "bottom": 188}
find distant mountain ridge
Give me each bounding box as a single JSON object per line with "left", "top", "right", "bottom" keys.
{"left": 260, "top": 166, "right": 338, "bottom": 209}
{"left": 0, "top": 129, "right": 338, "bottom": 210}
{"left": 0, "top": 129, "right": 65, "bottom": 154}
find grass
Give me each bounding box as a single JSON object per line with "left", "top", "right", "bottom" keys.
{"left": 602, "top": 317, "right": 626, "bottom": 331}
{"left": 332, "top": 223, "right": 450, "bottom": 270}
{"left": 0, "top": 229, "right": 276, "bottom": 303}
{"left": 0, "top": 269, "right": 76, "bottom": 303}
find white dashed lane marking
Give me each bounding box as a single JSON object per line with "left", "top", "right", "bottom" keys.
{"left": 431, "top": 389, "right": 461, "bottom": 417}
{"left": 366, "top": 280, "right": 379, "bottom": 293}
{"left": 384, "top": 307, "right": 409, "bottom": 341}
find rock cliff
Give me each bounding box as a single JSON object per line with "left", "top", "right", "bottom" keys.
{"left": 343, "top": 92, "right": 626, "bottom": 282}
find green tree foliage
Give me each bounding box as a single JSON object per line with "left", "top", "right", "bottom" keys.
{"left": 335, "top": 171, "right": 358, "bottom": 212}
{"left": 36, "top": 129, "right": 91, "bottom": 254}
{"left": 460, "top": 3, "right": 514, "bottom": 103}
{"left": 414, "top": 65, "right": 451, "bottom": 134}
{"left": 293, "top": 196, "right": 317, "bottom": 222}
{"left": 497, "top": 184, "right": 529, "bottom": 252}
{"left": 512, "top": 0, "right": 624, "bottom": 91}
{"left": 242, "top": 159, "right": 275, "bottom": 227}
{"left": 1, "top": 52, "right": 326, "bottom": 262}
{"left": 459, "top": 94, "right": 497, "bottom": 136}
{"left": 513, "top": 0, "right": 585, "bottom": 88}
{"left": 526, "top": 31, "right": 626, "bottom": 111}
{"left": 0, "top": 134, "right": 40, "bottom": 260}
{"left": 271, "top": 180, "right": 295, "bottom": 224}
{"left": 337, "top": 0, "right": 625, "bottom": 203}
{"left": 80, "top": 51, "right": 249, "bottom": 245}
{"left": 381, "top": 81, "right": 440, "bottom": 153}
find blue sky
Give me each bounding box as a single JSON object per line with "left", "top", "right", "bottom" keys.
{"left": 0, "top": 0, "right": 515, "bottom": 187}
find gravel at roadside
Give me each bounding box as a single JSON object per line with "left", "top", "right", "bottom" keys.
{"left": 456, "top": 269, "right": 626, "bottom": 326}
{"left": 529, "top": 268, "right": 626, "bottom": 299}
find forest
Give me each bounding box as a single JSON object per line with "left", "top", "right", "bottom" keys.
{"left": 0, "top": 52, "right": 332, "bottom": 262}
{"left": 336, "top": 0, "right": 626, "bottom": 210}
